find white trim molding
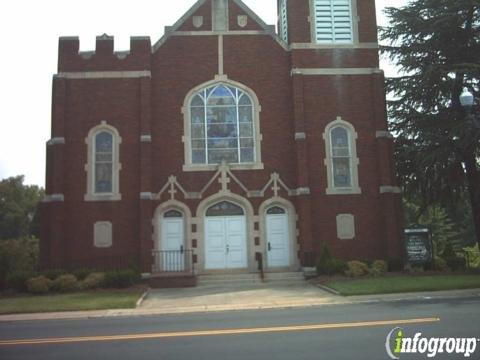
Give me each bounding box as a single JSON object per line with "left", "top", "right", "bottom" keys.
{"left": 140, "top": 134, "right": 152, "bottom": 143}
{"left": 140, "top": 192, "right": 153, "bottom": 200}
{"left": 47, "top": 137, "right": 65, "bottom": 146}
{"left": 290, "top": 42, "right": 378, "bottom": 49}
{"left": 84, "top": 121, "right": 122, "bottom": 202}
{"left": 295, "top": 132, "right": 307, "bottom": 140}
{"left": 55, "top": 71, "right": 151, "bottom": 79}
{"left": 376, "top": 130, "right": 394, "bottom": 139}
{"left": 42, "top": 194, "right": 65, "bottom": 203}
{"left": 323, "top": 116, "right": 361, "bottom": 195}
{"left": 291, "top": 68, "right": 382, "bottom": 76}
{"left": 380, "top": 186, "right": 402, "bottom": 194}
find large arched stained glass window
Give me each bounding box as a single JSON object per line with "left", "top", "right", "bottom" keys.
{"left": 94, "top": 131, "right": 114, "bottom": 193}
{"left": 190, "top": 84, "right": 255, "bottom": 165}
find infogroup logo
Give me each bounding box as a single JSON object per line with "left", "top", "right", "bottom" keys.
{"left": 385, "top": 327, "right": 479, "bottom": 359}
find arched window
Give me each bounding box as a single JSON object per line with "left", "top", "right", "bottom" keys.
{"left": 206, "top": 201, "right": 244, "bottom": 217}
{"left": 330, "top": 126, "right": 351, "bottom": 188}
{"left": 94, "top": 131, "right": 114, "bottom": 193}
{"left": 184, "top": 80, "right": 263, "bottom": 171}
{"left": 85, "top": 121, "right": 122, "bottom": 201}
{"left": 323, "top": 118, "right": 360, "bottom": 195}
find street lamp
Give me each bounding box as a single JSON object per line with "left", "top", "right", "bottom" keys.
{"left": 460, "top": 88, "right": 480, "bottom": 129}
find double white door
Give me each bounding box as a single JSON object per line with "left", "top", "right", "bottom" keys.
{"left": 205, "top": 216, "right": 247, "bottom": 269}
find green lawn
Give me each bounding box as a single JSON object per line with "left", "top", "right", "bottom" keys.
{"left": 326, "top": 275, "right": 480, "bottom": 296}
{"left": 0, "top": 288, "right": 145, "bottom": 315}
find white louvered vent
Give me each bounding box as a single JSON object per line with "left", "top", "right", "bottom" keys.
{"left": 279, "top": 0, "right": 288, "bottom": 43}
{"left": 314, "top": 0, "right": 353, "bottom": 44}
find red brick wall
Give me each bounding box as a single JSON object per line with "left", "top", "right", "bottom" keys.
{"left": 41, "top": 0, "right": 403, "bottom": 271}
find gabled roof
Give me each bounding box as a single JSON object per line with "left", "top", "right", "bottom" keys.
{"left": 152, "top": 0, "right": 286, "bottom": 52}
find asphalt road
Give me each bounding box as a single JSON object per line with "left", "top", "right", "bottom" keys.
{"left": 0, "top": 296, "right": 479, "bottom": 360}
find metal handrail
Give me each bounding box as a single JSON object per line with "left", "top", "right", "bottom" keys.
{"left": 152, "top": 249, "right": 194, "bottom": 274}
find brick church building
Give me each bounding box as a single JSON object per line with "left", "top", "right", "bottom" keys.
{"left": 40, "top": 0, "right": 403, "bottom": 276}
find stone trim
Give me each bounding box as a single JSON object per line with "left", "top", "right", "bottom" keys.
{"left": 294, "top": 187, "right": 311, "bottom": 195}
{"left": 42, "top": 194, "right": 65, "bottom": 203}
{"left": 295, "top": 132, "right": 306, "bottom": 140}
{"left": 93, "top": 221, "right": 113, "bottom": 248}
{"left": 290, "top": 42, "right": 378, "bottom": 49}
{"left": 380, "top": 186, "right": 402, "bottom": 194}
{"left": 140, "top": 192, "right": 153, "bottom": 200}
{"left": 55, "top": 71, "right": 151, "bottom": 79}
{"left": 291, "top": 68, "right": 382, "bottom": 76}
{"left": 336, "top": 214, "right": 355, "bottom": 240}
{"left": 47, "top": 137, "right": 65, "bottom": 146}
{"left": 140, "top": 134, "right": 152, "bottom": 143}
{"left": 376, "top": 130, "right": 394, "bottom": 139}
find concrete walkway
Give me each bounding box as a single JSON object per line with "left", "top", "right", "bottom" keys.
{"left": 139, "top": 281, "right": 338, "bottom": 312}
{"left": 0, "top": 283, "right": 479, "bottom": 323}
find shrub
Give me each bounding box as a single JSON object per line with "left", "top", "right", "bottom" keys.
{"left": 103, "top": 270, "right": 139, "bottom": 289}
{"left": 42, "top": 269, "right": 67, "bottom": 281}
{"left": 433, "top": 256, "right": 448, "bottom": 272}
{"left": 52, "top": 274, "right": 78, "bottom": 293}
{"left": 316, "top": 243, "right": 347, "bottom": 276}
{"left": 72, "top": 268, "right": 93, "bottom": 281}
{"left": 442, "top": 242, "right": 466, "bottom": 271}
{"left": 0, "top": 237, "right": 39, "bottom": 289}
{"left": 387, "top": 258, "right": 404, "bottom": 272}
{"left": 370, "top": 260, "right": 388, "bottom": 277}
{"left": 345, "top": 261, "right": 369, "bottom": 277}
{"left": 6, "top": 271, "right": 35, "bottom": 292}
{"left": 27, "top": 276, "right": 52, "bottom": 294}
{"left": 81, "top": 272, "right": 105, "bottom": 290}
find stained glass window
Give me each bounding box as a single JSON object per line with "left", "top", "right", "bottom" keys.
{"left": 94, "top": 131, "right": 113, "bottom": 193}
{"left": 267, "top": 206, "right": 286, "bottom": 215}
{"left": 190, "top": 84, "right": 255, "bottom": 165}
{"left": 206, "top": 201, "right": 244, "bottom": 216}
{"left": 330, "top": 126, "right": 351, "bottom": 188}
{"left": 164, "top": 210, "right": 183, "bottom": 218}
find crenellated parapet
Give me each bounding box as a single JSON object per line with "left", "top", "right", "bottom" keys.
{"left": 58, "top": 34, "right": 151, "bottom": 72}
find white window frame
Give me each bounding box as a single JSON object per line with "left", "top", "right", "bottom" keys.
{"left": 310, "top": 0, "right": 358, "bottom": 45}
{"left": 182, "top": 77, "right": 263, "bottom": 172}
{"left": 85, "top": 121, "right": 122, "bottom": 201}
{"left": 323, "top": 117, "right": 361, "bottom": 195}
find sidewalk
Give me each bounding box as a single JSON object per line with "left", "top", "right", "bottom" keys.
{"left": 0, "top": 283, "right": 479, "bottom": 322}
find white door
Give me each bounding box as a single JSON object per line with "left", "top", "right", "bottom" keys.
{"left": 266, "top": 207, "right": 290, "bottom": 268}
{"left": 205, "top": 216, "right": 247, "bottom": 269}
{"left": 161, "top": 211, "right": 185, "bottom": 271}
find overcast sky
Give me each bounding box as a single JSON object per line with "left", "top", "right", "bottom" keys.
{"left": 0, "top": 0, "right": 407, "bottom": 187}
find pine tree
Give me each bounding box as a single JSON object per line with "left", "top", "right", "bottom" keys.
{"left": 380, "top": 0, "right": 480, "bottom": 245}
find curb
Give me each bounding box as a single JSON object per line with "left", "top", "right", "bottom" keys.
{"left": 136, "top": 288, "right": 150, "bottom": 307}
{"left": 316, "top": 284, "right": 341, "bottom": 296}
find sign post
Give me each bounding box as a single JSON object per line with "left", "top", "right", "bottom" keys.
{"left": 404, "top": 228, "right": 433, "bottom": 267}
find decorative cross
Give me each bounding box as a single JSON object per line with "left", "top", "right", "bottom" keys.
{"left": 271, "top": 173, "right": 280, "bottom": 197}
{"left": 168, "top": 176, "right": 177, "bottom": 200}
{"left": 218, "top": 161, "right": 231, "bottom": 192}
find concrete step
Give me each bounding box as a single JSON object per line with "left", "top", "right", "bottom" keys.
{"left": 197, "top": 272, "right": 305, "bottom": 286}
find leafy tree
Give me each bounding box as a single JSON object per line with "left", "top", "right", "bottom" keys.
{"left": 403, "top": 198, "right": 464, "bottom": 254}
{"left": 380, "top": 0, "right": 480, "bottom": 244}
{"left": 0, "top": 176, "right": 44, "bottom": 240}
